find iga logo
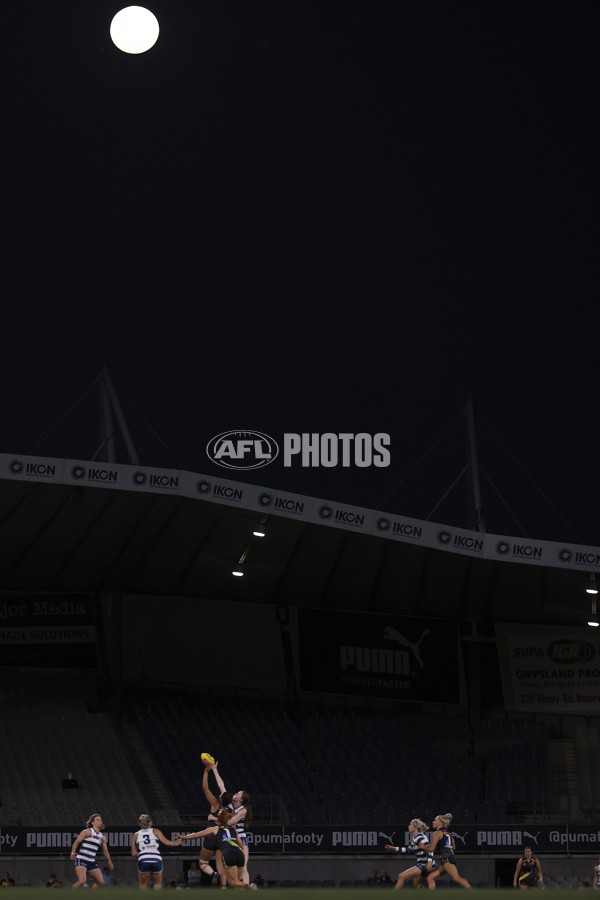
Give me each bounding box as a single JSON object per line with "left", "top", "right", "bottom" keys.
{"left": 547, "top": 639, "right": 595, "bottom": 664}
{"left": 207, "top": 431, "right": 279, "bottom": 470}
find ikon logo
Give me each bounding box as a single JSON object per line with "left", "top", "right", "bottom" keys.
{"left": 207, "top": 431, "right": 279, "bottom": 470}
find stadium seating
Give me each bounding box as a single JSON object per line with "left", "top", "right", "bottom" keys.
{"left": 0, "top": 668, "right": 556, "bottom": 829}
{"left": 0, "top": 668, "right": 169, "bottom": 826}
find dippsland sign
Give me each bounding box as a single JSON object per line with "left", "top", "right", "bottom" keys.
{"left": 495, "top": 624, "right": 600, "bottom": 714}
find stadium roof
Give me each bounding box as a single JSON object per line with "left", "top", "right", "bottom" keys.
{"left": 0, "top": 452, "right": 597, "bottom": 630}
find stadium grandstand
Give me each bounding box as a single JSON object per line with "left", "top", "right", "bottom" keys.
{"left": 1, "top": 393, "right": 600, "bottom": 888}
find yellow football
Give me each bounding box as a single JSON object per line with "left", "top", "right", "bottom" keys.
{"left": 201, "top": 752, "right": 215, "bottom": 766}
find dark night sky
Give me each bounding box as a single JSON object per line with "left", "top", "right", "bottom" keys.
{"left": 2, "top": 1, "right": 599, "bottom": 545}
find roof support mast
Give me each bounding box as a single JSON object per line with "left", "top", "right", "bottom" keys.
{"left": 466, "top": 398, "right": 486, "bottom": 533}
{"left": 97, "top": 367, "right": 140, "bottom": 465}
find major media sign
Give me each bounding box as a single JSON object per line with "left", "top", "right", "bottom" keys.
{"left": 206, "top": 431, "right": 391, "bottom": 470}
{"left": 3, "top": 825, "right": 600, "bottom": 856}
{"left": 0, "top": 593, "right": 95, "bottom": 669}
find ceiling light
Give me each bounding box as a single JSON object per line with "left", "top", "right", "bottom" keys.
{"left": 253, "top": 516, "right": 268, "bottom": 537}
{"left": 586, "top": 573, "right": 598, "bottom": 595}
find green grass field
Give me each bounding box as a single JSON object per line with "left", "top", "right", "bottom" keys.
{"left": 8, "top": 891, "right": 580, "bottom": 899}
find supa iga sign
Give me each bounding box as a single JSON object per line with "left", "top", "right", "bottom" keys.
{"left": 206, "top": 431, "right": 391, "bottom": 470}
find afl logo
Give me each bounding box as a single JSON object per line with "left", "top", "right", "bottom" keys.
{"left": 206, "top": 431, "right": 279, "bottom": 471}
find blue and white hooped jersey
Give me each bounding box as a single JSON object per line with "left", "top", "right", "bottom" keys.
{"left": 233, "top": 805, "right": 247, "bottom": 843}
{"left": 136, "top": 828, "right": 162, "bottom": 865}
{"left": 77, "top": 827, "right": 104, "bottom": 864}
{"left": 410, "top": 832, "right": 433, "bottom": 868}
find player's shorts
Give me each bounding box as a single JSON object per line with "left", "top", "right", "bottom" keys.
{"left": 417, "top": 861, "right": 437, "bottom": 875}
{"left": 138, "top": 859, "right": 164, "bottom": 874}
{"left": 203, "top": 834, "right": 219, "bottom": 852}
{"left": 74, "top": 858, "right": 99, "bottom": 872}
{"left": 222, "top": 845, "right": 245, "bottom": 869}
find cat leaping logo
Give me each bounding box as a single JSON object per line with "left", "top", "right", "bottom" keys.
{"left": 384, "top": 625, "right": 430, "bottom": 667}
{"left": 523, "top": 831, "right": 540, "bottom": 846}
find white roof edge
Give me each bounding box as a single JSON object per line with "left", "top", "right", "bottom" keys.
{"left": 1, "top": 452, "right": 598, "bottom": 573}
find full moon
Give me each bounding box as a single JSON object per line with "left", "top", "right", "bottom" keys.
{"left": 110, "top": 6, "right": 159, "bottom": 54}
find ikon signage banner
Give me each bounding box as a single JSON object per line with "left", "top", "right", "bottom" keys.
{"left": 2, "top": 452, "right": 600, "bottom": 573}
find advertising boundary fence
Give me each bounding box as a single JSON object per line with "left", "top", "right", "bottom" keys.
{"left": 3, "top": 824, "right": 600, "bottom": 856}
